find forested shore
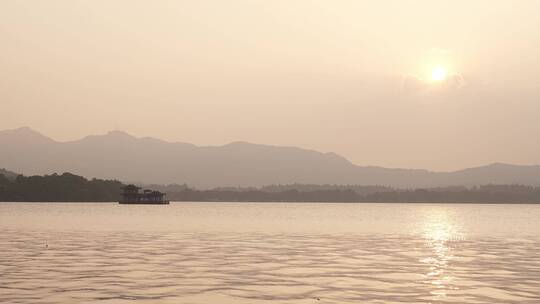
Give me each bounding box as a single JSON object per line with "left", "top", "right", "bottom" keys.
{"left": 2, "top": 172, "right": 540, "bottom": 203}
{"left": 0, "top": 172, "right": 123, "bottom": 202}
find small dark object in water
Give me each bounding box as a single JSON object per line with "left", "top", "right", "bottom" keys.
{"left": 119, "top": 185, "right": 169, "bottom": 204}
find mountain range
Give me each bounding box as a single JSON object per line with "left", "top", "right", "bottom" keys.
{"left": 1, "top": 127, "right": 539, "bottom": 188}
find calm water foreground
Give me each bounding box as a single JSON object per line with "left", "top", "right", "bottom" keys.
{"left": 0, "top": 202, "right": 539, "bottom": 304}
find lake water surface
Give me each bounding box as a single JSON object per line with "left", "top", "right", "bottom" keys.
{"left": 1, "top": 202, "right": 539, "bottom": 303}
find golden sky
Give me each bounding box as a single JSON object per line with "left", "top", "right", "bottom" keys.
{"left": 1, "top": 1, "right": 539, "bottom": 170}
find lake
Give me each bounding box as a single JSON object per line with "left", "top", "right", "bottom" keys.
{"left": 1, "top": 202, "right": 539, "bottom": 303}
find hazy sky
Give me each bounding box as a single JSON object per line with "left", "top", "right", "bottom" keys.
{"left": 1, "top": 1, "right": 539, "bottom": 171}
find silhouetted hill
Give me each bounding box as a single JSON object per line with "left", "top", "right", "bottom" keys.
{"left": 0, "top": 172, "right": 123, "bottom": 202}
{"left": 1, "top": 127, "right": 540, "bottom": 188}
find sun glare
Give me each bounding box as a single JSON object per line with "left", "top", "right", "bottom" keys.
{"left": 431, "top": 66, "right": 448, "bottom": 82}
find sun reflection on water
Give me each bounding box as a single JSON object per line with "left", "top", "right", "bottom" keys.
{"left": 420, "top": 208, "right": 463, "bottom": 301}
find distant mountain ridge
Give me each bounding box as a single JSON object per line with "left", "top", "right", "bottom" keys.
{"left": 1, "top": 127, "right": 539, "bottom": 188}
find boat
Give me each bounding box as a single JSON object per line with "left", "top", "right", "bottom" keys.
{"left": 119, "top": 184, "right": 169, "bottom": 204}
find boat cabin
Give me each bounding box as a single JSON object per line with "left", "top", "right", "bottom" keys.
{"left": 120, "top": 184, "right": 169, "bottom": 204}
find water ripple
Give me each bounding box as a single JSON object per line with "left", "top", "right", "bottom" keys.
{"left": 1, "top": 229, "right": 539, "bottom": 303}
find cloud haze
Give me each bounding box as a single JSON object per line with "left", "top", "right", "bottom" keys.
{"left": 1, "top": 0, "right": 539, "bottom": 171}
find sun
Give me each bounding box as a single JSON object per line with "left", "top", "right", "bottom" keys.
{"left": 431, "top": 66, "right": 448, "bottom": 82}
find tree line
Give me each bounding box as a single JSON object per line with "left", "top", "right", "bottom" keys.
{"left": 1, "top": 172, "right": 540, "bottom": 203}
{"left": 0, "top": 172, "right": 123, "bottom": 202}
{"left": 167, "top": 184, "right": 540, "bottom": 203}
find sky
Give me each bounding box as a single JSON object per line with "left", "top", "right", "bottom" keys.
{"left": 1, "top": 0, "right": 539, "bottom": 171}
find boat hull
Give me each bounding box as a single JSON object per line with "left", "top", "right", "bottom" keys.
{"left": 119, "top": 201, "right": 170, "bottom": 205}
